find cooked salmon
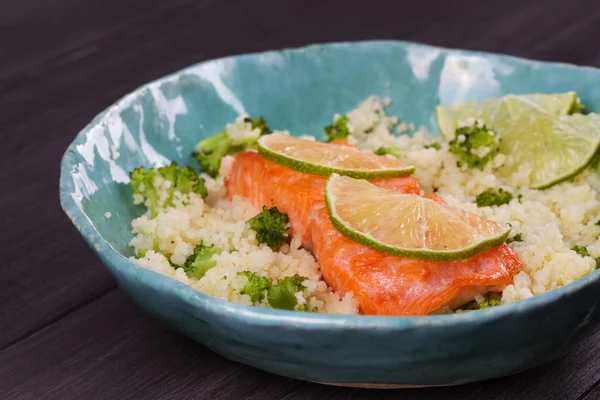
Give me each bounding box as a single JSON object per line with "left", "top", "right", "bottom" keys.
{"left": 225, "top": 151, "right": 521, "bottom": 315}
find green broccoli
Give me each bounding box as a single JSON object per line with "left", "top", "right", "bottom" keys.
{"left": 182, "top": 243, "right": 220, "bottom": 279}
{"left": 238, "top": 271, "right": 273, "bottom": 303}
{"left": 475, "top": 188, "right": 513, "bottom": 207}
{"left": 247, "top": 206, "right": 290, "bottom": 250}
{"left": 130, "top": 167, "right": 159, "bottom": 215}
{"left": 449, "top": 121, "right": 499, "bottom": 169}
{"left": 506, "top": 233, "right": 523, "bottom": 244}
{"left": 374, "top": 146, "right": 403, "bottom": 159}
{"left": 424, "top": 142, "right": 442, "bottom": 150}
{"left": 572, "top": 245, "right": 590, "bottom": 257}
{"left": 136, "top": 234, "right": 160, "bottom": 258}
{"left": 130, "top": 162, "right": 207, "bottom": 218}
{"left": 572, "top": 246, "right": 600, "bottom": 269}
{"left": 193, "top": 116, "right": 271, "bottom": 177}
{"left": 267, "top": 274, "right": 307, "bottom": 310}
{"left": 478, "top": 299, "right": 502, "bottom": 309}
{"left": 456, "top": 294, "right": 502, "bottom": 311}
{"left": 161, "top": 162, "right": 209, "bottom": 202}
{"left": 297, "top": 304, "right": 319, "bottom": 312}
{"left": 324, "top": 115, "right": 350, "bottom": 142}
{"left": 193, "top": 131, "right": 231, "bottom": 178}
{"left": 245, "top": 116, "right": 272, "bottom": 136}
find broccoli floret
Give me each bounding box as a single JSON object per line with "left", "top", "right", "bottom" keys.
{"left": 193, "top": 116, "right": 271, "bottom": 177}
{"left": 182, "top": 243, "right": 220, "bottom": 279}
{"left": 159, "top": 162, "right": 209, "bottom": 202}
{"left": 238, "top": 271, "right": 273, "bottom": 303}
{"left": 456, "top": 294, "right": 502, "bottom": 311}
{"left": 572, "top": 246, "right": 600, "bottom": 269}
{"left": 267, "top": 274, "right": 307, "bottom": 310}
{"left": 324, "top": 115, "right": 350, "bottom": 142}
{"left": 130, "top": 162, "right": 207, "bottom": 218}
{"left": 247, "top": 206, "right": 290, "bottom": 250}
{"left": 424, "top": 142, "right": 442, "bottom": 150}
{"left": 475, "top": 188, "right": 513, "bottom": 207}
{"left": 244, "top": 116, "right": 272, "bottom": 136}
{"left": 297, "top": 304, "right": 309, "bottom": 312}
{"left": 478, "top": 299, "right": 502, "bottom": 309}
{"left": 193, "top": 131, "right": 232, "bottom": 178}
{"left": 374, "top": 146, "right": 403, "bottom": 159}
{"left": 297, "top": 304, "right": 319, "bottom": 312}
{"left": 449, "top": 121, "right": 499, "bottom": 169}
{"left": 506, "top": 233, "right": 523, "bottom": 244}
{"left": 572, "top": 245, "right": 590, "bottom": 257}
{"left": 130, "top": 167, "right": 159, "bottom": 216}
{"left": 136, "top": 234, "right": 160, "bottom": 258}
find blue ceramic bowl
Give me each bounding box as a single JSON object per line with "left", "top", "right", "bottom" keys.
{"left": 60, "top": 40, "right": 600, "bottom": 387}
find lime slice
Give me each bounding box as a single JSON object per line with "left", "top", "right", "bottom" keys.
{"left": 325, "top": 174, "right": 511, "bottom": 261}
{"left": 435, "top": 92, "right": 580, "bottom": 141}
{"left": 498, "top": 113, "right": 600, "bottom": 189}
{"left": 435, "top": 92, "right": 600, "bottom": 189}
{"left": 258, "top": 133, "right": 415, "bottom": 178}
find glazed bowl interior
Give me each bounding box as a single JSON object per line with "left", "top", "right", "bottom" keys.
{"left": 60, "top": 40, "right": 600, "bottom": 386}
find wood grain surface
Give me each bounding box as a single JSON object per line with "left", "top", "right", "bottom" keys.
{"left": 2, "top": 0, "right": 600, "bottom": 398}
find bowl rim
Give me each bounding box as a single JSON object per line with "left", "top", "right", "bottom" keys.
{"left": 60, "top": 39, "right": 600, "bottom": 330}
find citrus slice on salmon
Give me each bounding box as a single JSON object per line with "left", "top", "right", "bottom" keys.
{"left": 257, "top": 133, "right": 415, "bottom": 178}
{"left": 325, "top": 174, "right": 511, "bottom": 261}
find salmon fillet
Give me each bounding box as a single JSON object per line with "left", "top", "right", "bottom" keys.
{"left": 225, "top": 151, "right": 521, "bottom": 316}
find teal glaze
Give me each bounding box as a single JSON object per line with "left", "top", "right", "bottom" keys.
{"left": 60, "top": 41, "right": 600, "bottom": 386}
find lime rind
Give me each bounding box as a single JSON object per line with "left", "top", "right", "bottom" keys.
{"left": 325, "top": 175, "right": 511, "bottom": 261}
{"left": 258, "top": 134, "right": 415, "bottom": 179}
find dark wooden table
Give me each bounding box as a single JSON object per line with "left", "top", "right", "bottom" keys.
{"left": 3, "top": 0, "right": 600, "bottom": 399}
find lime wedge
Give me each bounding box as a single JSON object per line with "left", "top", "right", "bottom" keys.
{"left": 258, "top": 133, "right": 415, "bottom": 179}
{"left": 325, "top": 174, "right": 511, "bottom": 261}
{"left": 435, "top": 92, "right": 600, "bottom": 189}
{"left": 435, "top": 92, "right": 580, "bottom": 141}
{"left": 499, "top": 113, "right": 600, "bottom": 189}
